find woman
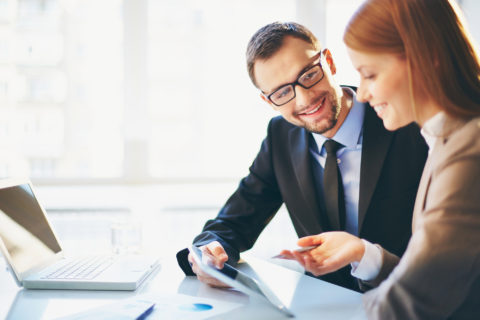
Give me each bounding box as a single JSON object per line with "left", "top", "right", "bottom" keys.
{"left": 279, "top": 0, "right": 480, "bottom": 318}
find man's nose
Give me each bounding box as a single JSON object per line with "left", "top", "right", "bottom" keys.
{"left": 294, "top": 85, "right": 315, "bottom": 107}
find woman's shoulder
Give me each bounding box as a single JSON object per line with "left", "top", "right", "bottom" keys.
{"left": 441, "top": 116, "right": 480, "bottom": 155}
{"left": 428, "top": 116, "right": 480, "bottom": 171}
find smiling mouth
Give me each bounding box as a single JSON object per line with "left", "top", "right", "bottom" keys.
{"left": 299, "top": 97, "right": 326, "bottom": 116}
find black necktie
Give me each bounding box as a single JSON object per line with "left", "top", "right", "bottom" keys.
{"left": 323, "top": 140, "right": 346, "bottom": 230}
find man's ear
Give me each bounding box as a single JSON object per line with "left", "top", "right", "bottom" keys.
{"left": 323, "top": 48, "right": 336, "bottom": 75}
{"left": 260, "top": 93, "right": 274, "bottom": 107}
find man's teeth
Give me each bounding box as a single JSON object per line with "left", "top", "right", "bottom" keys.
{"left": 304, "top": 103, "right": 322, "bottom": 115}
{"left": 374, "top": 104, "right": 386, "bottom": 113}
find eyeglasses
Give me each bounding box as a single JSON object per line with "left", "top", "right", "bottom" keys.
{"left": 263, "top": 52, "right": 325, "bottom": 107}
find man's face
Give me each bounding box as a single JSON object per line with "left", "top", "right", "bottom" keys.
{"left": 254, "top": 36, "right": 344, "bottom": 135}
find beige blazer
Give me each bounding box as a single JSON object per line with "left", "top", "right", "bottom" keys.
{"left": 361, "top": 115, "right": 480, "bottom": 320}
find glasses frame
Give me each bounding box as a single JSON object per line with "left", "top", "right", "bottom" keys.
{"left": 263, "top": 51, "right": 324, "bottom": 107}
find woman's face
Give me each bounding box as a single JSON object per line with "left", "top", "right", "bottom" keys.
{"left": 347, "top": 48, "right": 415, "bottom": 131}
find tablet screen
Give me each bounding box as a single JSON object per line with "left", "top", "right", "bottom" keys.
{"left": 188, "top": 245, "right": 294, "bottom": 317}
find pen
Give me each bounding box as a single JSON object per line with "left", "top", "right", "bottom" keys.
{"left": 271, "top": 245, "right": 319, "bottom": 259}
{"left": 136, "top": 303, "right": 155, "bottom": 320}
{"left": 294, "top": 245, "right": 319, "bottom": 253}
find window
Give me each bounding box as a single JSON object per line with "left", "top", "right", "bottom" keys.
{"left": 145, "top": 0, "right": 296, "bottom": 179}
{"left": 0, "top": 0, "right": 124, "bottom": 180}
{"left": 10, "top": 0, "right": 477, "bottom": 183}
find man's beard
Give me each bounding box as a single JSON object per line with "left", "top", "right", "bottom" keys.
{"left": 304, "top": 98, "right": 341, "bottom": 134}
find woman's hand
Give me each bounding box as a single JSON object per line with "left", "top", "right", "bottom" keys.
{"left": 277, "top": 232, "right": 365, "bottom": 276}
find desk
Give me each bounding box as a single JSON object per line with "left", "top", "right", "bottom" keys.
{"left": 0, "top": 185, "right": 367, "bottom": 319}
{"left": 1, "top": 254, "right": 366, "bottom": 319}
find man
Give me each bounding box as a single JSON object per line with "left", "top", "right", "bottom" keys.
{"left": 176, "top": 22, "right": 428, "bottom": 291}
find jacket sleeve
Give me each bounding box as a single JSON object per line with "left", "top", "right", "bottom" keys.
{"left": 176, "top": 119, "right": 284, "bottom": 273}
{"left": 357, "top": 246, "right": 400, "bottom": 292}
{"left": 362, "top": 150, "right": 480, "bottom": 319}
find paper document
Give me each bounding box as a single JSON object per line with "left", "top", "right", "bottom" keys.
{"left": 56, "top": 293, "right": 241, "bottom": 320}
{"left": 55, "top": 298, "right": 154, "bottom": 320}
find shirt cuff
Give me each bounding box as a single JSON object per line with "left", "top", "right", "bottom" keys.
{"left": 350, "top": 239, "right": 382, "bottom": 281}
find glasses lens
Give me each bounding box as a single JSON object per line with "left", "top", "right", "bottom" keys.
{"left": 270, "top": 85, "right": 295, "bottom": 106}
{"left": 299, "top": 65, "right": 323, "bottom": 88}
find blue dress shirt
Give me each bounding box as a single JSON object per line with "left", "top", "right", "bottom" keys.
{"left": 310, "top": 90, "right": 365, "bottom": 235}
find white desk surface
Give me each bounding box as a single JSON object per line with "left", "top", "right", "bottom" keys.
{"left": 1, "top": 254, "right": 366, "bottom": 320}
{"left": 0, "top": 185, "right": 367, "bottom": 319}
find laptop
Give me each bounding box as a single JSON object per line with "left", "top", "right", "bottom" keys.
{"left": 0, "top": 178, "right": 159, "bottom": 291}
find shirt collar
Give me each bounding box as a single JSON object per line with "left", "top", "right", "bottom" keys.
{"left": 420, "top": 111, "right": 446, "bottom": 151}
{"left": 312, "top": 88, "right": 365, "bottom": 150}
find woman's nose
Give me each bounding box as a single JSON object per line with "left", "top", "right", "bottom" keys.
{"left": 356, "top": 83, "right": 371, "bottom": 103}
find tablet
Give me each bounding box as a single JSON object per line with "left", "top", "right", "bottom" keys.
{"left": 188, "top": 245, "right": 294, "bottom": 318}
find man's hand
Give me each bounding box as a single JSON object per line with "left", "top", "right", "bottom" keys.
{"left": 188, "top": 241, "right": 230, "bottom": 288}
{"left": 277, "top": 232, "right": 365, "bottom": 276}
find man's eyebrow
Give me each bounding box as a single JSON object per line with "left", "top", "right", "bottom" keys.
{"left": 296, "top": 54, "right": 320, "bottom": 77}
{"left": 265, "top": 54, "right": 320, "bottom": 95}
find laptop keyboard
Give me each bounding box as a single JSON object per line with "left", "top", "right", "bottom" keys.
{"left": 44, "top": 255, "right": 116, "bottom": 280}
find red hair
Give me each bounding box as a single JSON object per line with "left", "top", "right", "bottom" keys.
{"left": 344, "top": 0, "right": 480, "bottom": 118}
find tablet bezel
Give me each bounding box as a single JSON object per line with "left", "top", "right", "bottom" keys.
{"left": 188, "top": 245, "right": 294, "bottom": 318}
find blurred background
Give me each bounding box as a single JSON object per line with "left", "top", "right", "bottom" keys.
{"left": 0, "top": 0, "right": 479, "bottom": 259}
{"left": 0, "top": 0, "right": 478, "bottom": 184}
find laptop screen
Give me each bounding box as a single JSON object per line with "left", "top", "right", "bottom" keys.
{"left": 0, "top": 183, "right": 61, "bottom": 274}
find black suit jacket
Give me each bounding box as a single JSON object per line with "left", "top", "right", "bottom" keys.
{"left": 177, "top": 100, "right": 428, "bottom": 291}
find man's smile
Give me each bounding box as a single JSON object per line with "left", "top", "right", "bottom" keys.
{"left": 298, "top": 96, "right": 326, "bottom": 117}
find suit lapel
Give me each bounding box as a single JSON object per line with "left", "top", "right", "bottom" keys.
{"left": 289, "top": 128, "right": 326, "bottom": 233}
{"left": 358, "top": 106, "right": 393, "bottom": 232}
{"left": 412, "top": 156, "right": 432, "bottom": 229}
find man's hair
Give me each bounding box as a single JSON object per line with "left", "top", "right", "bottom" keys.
{"left": 344, "top": 0, "right": 480, "bottom": 118}
{"left": 246, "top": 22, "right": 320, "bottom": 88}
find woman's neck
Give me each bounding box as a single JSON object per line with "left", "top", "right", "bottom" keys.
{"left": 417, "top": 100, "right": 442, "bottom": 128}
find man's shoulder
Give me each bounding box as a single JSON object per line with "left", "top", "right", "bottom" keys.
{"left": 363, "top": 106, "right": 422, "bottom": 136}
{"left": 362, "top": 107, "right": 427, "bottom": 155}
{"left": 268, "top": 115, "right": 300, "bottom": 132}
{"left": 266, "top": 116, "right": 309, "bottom": 148}
{"left": 269, "top": 115, "right": 291, "bottom": 125}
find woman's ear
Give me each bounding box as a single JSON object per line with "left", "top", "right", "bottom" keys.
{"left": 323, "top": 48, "right": 336, "bottom": 75}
